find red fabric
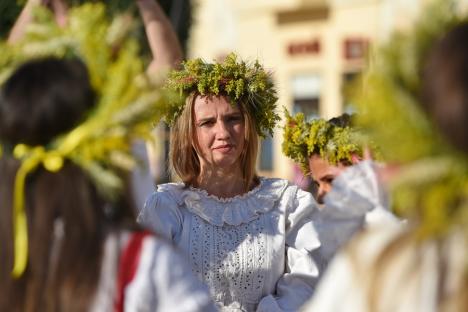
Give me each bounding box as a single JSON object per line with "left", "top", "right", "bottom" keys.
{"left": 114, "top": 230, "right": 151, "bottom": 312}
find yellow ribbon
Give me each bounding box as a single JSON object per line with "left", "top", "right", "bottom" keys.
{"left": 11, "top": 144, "right": 64, "bottom": 278}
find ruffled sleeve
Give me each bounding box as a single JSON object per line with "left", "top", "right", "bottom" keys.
{"left": 257, "top": 187, "right": 321, "bottom": 312}
{"left": 137, "top": 184, "right": 184, "bottom": 242}
{"left": 324, "top": 160, "right": 398, "bottom": 226}
{"left": 125, "top": 237, "right": 217, "bottom": 312}
{"left": 311, "top": 161, "right": 399, "bottom": 262}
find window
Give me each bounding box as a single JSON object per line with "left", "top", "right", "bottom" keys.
{"left": 289, "top": 74, "right": 322, "bottom": 190}
{"left": 259, "top": 137, "right": 273, "bottom": 171}
{"left": 343, "top": 38, "right": 368, "bottom": 61}
{"left": 342, "top": 71, "right": 360, "bottom": 114}
{"left": 291, "top": 74, "right": 321, "bottom": 119}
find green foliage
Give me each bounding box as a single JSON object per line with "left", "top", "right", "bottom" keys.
{"left": 282, "top": 110, "right": 365, "bottom": 173}
{"left": 164, "top": 53, "right": 280, "bottom": 138}
{"left": 3, "top": 0, "right": 192, "bottom": 63}
{"left": 282, "top": 111, "right": 310, "bottom": 172}
{"left": 354, "top": 1, "right": 464, "bottom": 163}
{"left": 0, "top": 2, "right": 169, "bottom": 198}
{"left": 0, "top": 1, "right": 22, "bottom": 39}
{"left": 352, "top": 0, "right": 468, "bottom": 238}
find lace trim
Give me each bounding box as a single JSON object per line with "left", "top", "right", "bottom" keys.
{"left": 188, "top": 178, "right": 265, "bottom": 203}
{"left": 158, "top": 178, "right": 288, "bottom": 226}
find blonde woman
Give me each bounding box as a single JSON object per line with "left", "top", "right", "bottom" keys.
{"left": 138, "top": 55, "right": 323, "bottom": 311}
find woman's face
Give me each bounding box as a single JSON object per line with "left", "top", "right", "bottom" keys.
{"left": 193, "top": 95, "right": 245, "bottom": 171}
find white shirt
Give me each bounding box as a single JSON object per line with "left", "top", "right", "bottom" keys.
{"left": 138, "top": 178, "right": 322, "bottom": 312}
{"left": 90, "top": 231, "right": 216, "bottom": 312}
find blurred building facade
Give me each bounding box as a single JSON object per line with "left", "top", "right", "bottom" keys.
{"left": 187, "top": 0, "right": 444, "bottom": 182}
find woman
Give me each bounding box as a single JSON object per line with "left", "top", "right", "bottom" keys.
{"left": 303, "top": 12, "right": 468, "bottom": 312}
{"left": 138, "top": 54, "right": 322, "bottom": 311}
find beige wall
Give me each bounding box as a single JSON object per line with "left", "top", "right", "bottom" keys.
{"left": 187, "top": 0, "right": 464, "bottom": 181}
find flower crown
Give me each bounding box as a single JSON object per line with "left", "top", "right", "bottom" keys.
{"left": 0, "top": 3, "right": 167, "bottom": 278}
{"left": 282, "top": 110, "right": 364, "bottom": 173}
{"left": 164, "top": 53, "right": 280, "bottom": 138}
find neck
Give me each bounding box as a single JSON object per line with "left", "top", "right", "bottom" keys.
{"left": 196, "top": 164, "right": 247, "bottom": 198}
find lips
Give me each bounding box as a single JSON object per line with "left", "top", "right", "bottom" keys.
{"left": 213, "top": 144, "right": 234, "bottom": 153}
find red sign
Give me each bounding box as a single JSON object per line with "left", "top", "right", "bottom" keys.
{"left": 288, "top": 39, "right": 321, "bottom": 56}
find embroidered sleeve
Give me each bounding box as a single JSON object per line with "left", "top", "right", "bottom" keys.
{"left": 257, "top": 187, "right": 321, "bottom": 312}
{"left": 137, "top": 190, "right": 183, "bottom": 242}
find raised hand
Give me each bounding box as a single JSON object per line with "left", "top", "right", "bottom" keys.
{"left": 135, "top": 0, "right": 183, "bottom": 76}
{"left": 8, "top": 0, "right": 68, "bottom": 43}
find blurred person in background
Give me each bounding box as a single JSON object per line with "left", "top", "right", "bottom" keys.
{"left": 8, "top": 0, "right": 184, "bottom": 211}
{"left": 282, "top": 112, "right": 397, "bottom": 271}
{"left": 302, "top": 14, "right": 468, "bottom": 312}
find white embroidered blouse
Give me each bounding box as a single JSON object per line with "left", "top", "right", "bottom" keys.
{"left": 138, "top": 178, "right": 321, "bottom": 312}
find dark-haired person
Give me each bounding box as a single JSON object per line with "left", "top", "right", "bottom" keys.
{"left": 282, "top": 112, "right": 397, "bottom": 267}
{"left": 0, "top": 57, "right": 216, "bottom": 312}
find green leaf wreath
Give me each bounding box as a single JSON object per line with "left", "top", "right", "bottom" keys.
{"left": 164, "top": 53, "right": 280, "bottom": 138}
{"left": 282, "top": 109, "right": 367, "bottom": 173}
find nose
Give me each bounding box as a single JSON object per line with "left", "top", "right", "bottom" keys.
{"left": 316, "top": 183, "right": 330, "bottom": 204}
{"left": 214, "top": 120, "right": 231, "bottom": 139}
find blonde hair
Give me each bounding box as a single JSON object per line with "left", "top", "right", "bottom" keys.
{"left": 169, "top": 93, "right": 258, "bottom": 191}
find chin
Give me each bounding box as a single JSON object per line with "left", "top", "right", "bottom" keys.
{"left": 213, "top": 157, "right": 239, "bottom": 169}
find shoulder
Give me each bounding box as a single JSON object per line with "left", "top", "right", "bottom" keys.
{"left": 152, "top": 182, "right": 187, "bottom": 204}
{"left": 141, "top": 182, "right": 186, "bottom": 214}
{"left": 258, "top": 177, "right": 319, "bottom": 218}
{"left": 260, "top": 177, "right": 313, "bottom": 201}
{"left": 138, "top": 183, "right": 187, "bottom": 236}
{"left": 258, "top": 177, "right": 297, "bottom": 200}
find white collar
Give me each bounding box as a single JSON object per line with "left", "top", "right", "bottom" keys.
{"left": 159, "top": 178, "right": 288, "bottom": 226}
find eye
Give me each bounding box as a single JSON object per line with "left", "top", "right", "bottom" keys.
{"left": 324, "top": 177, "right": 335, "bottom": 184}
{"left": 227, "top": 115, "right": 242, "bottom": 124}
{"left": 199, "top": 119, "right": 215, "bottom": 127}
